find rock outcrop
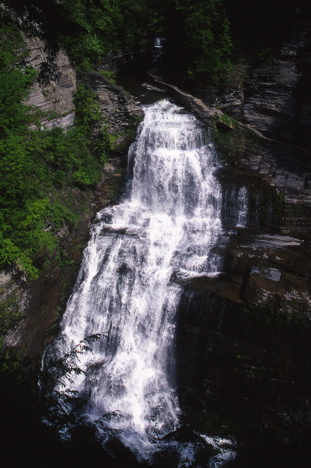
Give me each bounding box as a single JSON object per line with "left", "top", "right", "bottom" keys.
{"left": 86, "top": 71, "right": 143, "bottom": 136}
{"left": 23, "top": 36, "right": 76, "bottom": 129}
{"left": 242, "top": 27, "right": 311, "bottom": 151}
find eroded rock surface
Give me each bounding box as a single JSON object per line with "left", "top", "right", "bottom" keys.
{"left": 243, "top": 26, "right": 311, "bottom": 150}
{"left": 23, "top": 36, "right": 76, "bottom": 129}
{"left": 147, "top": 24, "right": 311, "bottom": 458}
{"left": 86, "top": 71, "right": 143, "bottom": 135}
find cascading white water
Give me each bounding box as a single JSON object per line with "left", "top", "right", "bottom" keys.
{"left": 152, "top": 37, "right": 165, "bottom": 62}
{"left": 236, "top": 186, "right": 248, "bottom": 227}
{"left": 221, "top": 184, "right": 249, "bottom": 231}
{"left": 43, "top": 99, "right": 233, "bottom": 464}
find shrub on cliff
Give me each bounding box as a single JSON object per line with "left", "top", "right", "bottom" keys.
{"left": 0, "top": 15, "right": 113, "bottom": 280}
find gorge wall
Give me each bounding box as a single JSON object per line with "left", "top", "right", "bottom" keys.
{"left": 23, "top": 36, "right": 76, "bottom": 130}
{"left": 153, "top": 21, "right": 311, "bottom": 465}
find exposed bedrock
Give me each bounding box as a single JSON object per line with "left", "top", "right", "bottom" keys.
{"left": 23, "top": 36, "right": 76, "bottom": 129}
{"left": 147, "top": 23, "right": 311, "bottom": 459}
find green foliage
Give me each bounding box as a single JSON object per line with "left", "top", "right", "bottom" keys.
{"left": 0, "top": 293, "right": 22, "bottom": 346}
{"left": 256, "top": 48, "right": 276, "bottom": 65}
{"left": 0, "top": 20, "right": 36, "bottom": 137}
{"left": 98, "top": 69, "right": 117, "bottom": 84}
{"left": 0, "top": 21, "right": 115, "bottom": 281}
{"left": 6, "top": 0, "right": 302, "bottom": 87}
{"left": 212, "top": 113, "right": 259, "bottom": 165}
{"left": 64, "top": 0, "right": 152, "bottom": 54}
{"left": 41, "top": 334, "right": 114, "bottom": 435}
{"left": 2, "top": 0, "right": 234, "bottom": 85}
{"left": 73, "top": 83, "right": 116, "bottom": 162}
{"left": 94, "top": 124, "right": 117, "bottom": 162}
{"left": 164, "top": 0, "right": 233, "bottom": 85}
{"left": 46, "top": 202, "right": 78, "bottom": 230}
{"left": 73, "top": 84, "right": 102, "bottom": 135}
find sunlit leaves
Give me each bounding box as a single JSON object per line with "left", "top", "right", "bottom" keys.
{"left": 0, "top": 22, "right": 113, "bottom": 279}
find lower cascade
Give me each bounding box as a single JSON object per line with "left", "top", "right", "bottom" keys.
{"left": 43, "top": 100, "right": 237, "bottom": 466}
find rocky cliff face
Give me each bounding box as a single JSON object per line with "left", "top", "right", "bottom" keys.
{"left": 85, "top": 70, "right": 142, "bottom": 136}
{"left": 23, "top": 36, "right": 76, "bottom": 129}
{"left": 242, "top": 26, "right": 311, "bottom": 151}
{"left": 192, "top": 20, "right": 311, "bottom": 220}
{"left": 147, "top": 21, "right": 311, "bottom": 464}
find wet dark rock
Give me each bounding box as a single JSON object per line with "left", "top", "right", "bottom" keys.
{"left": 104, "top": 437, "right": 142, "bottom": 466}
{"left": 161, "top": 28, "right": 311, "bottom": 457}
{"left": 174, "top": 282, "right": 311, "bottom": 461}
{"left": 162, "top": 425, "right": 200, "bottom": 443}
{"left": 171, "top": 271, "right": 243, "bottom": 304}
{"left": 158, "top": 426, "right": 214, "bottom": 468}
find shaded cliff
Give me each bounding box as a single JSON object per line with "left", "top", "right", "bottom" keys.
{"left": 148, "top": 19, "right": 311, "bottom": 467}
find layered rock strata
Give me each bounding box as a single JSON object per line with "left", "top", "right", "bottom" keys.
{"left": 23, "top": 36, "right": 76, "bottom": 129}
{"left": 148, "top": 26, "right": 311, "bottom": 460}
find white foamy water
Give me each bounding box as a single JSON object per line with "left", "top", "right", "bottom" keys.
{"left": 43, "top": 100, "right": 236, "bottom": 465}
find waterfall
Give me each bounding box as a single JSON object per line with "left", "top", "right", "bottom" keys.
{"left": 43, "top": 100, "right": 235, "bottom": 466}
{"left": 236, "top": 186, "right": 248, "bottom": 227}
{"left": 152, "top": 37, "right": 165, "bottom": 63}
{"left": 221, "top": 185, "right": 249, "bottom": 230}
